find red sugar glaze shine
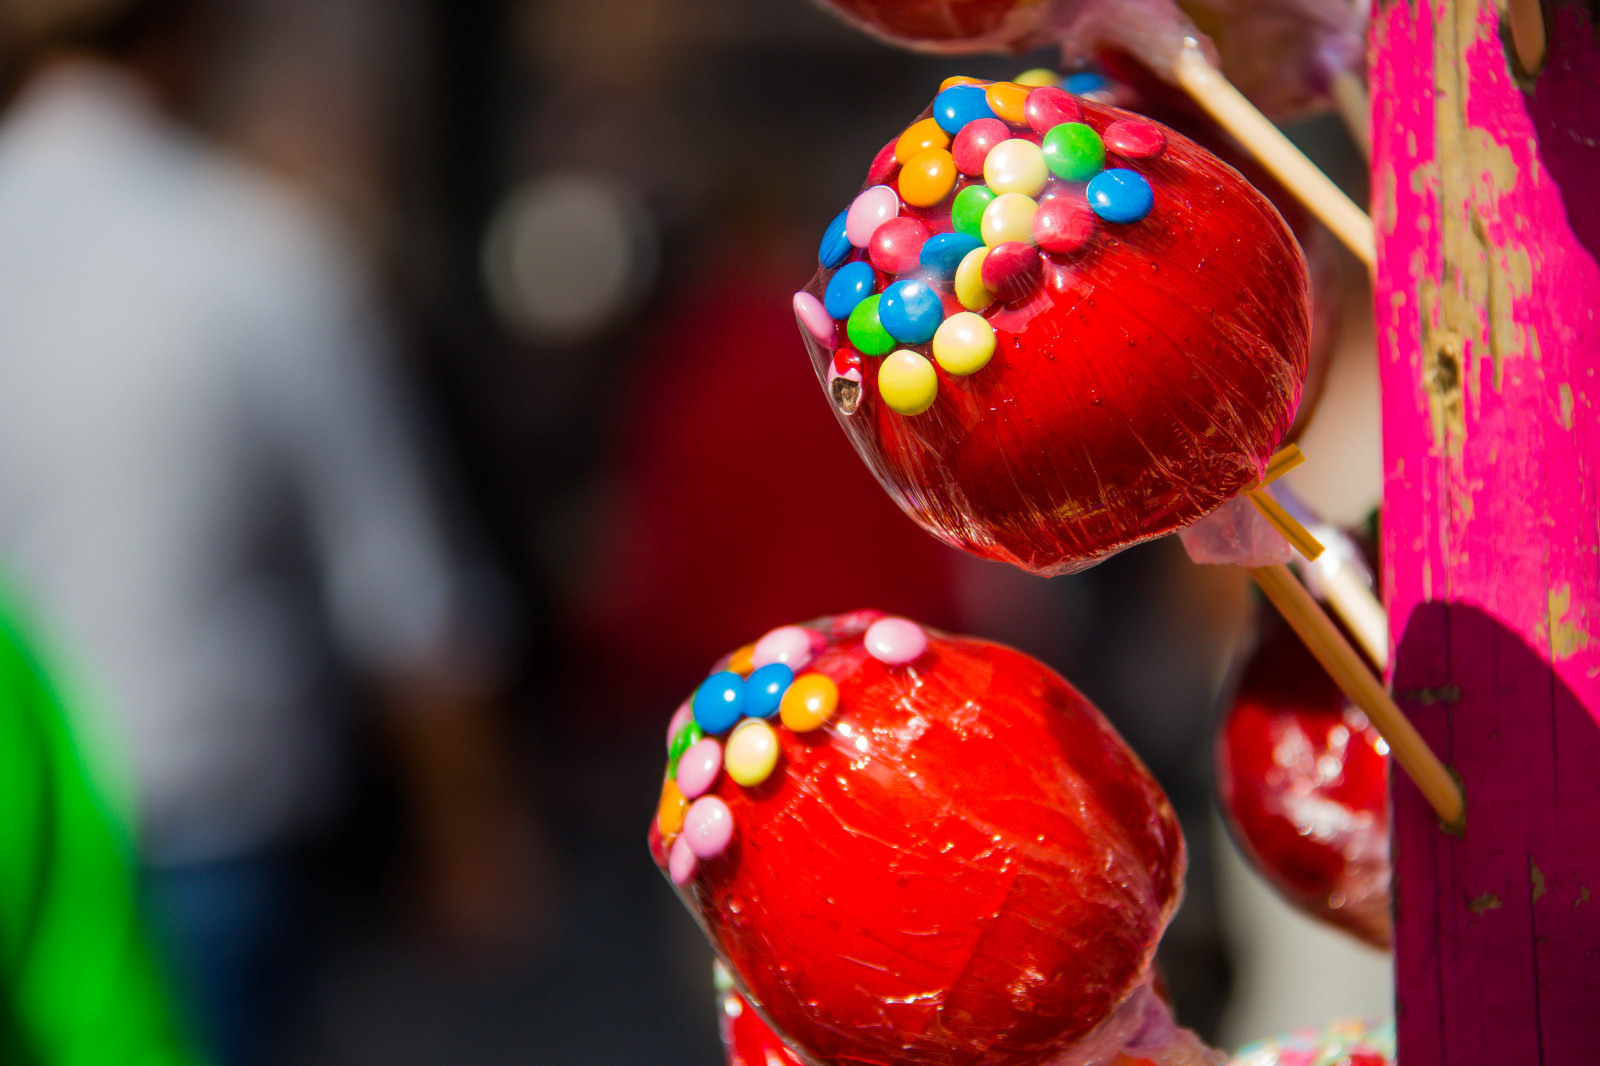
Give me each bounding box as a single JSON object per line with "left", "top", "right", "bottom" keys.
{"left": 659, "top": 614, "right": 1184, "bottom": 1066}
{"left": 819, "top": 0, "right": 1056, "bottom": 50}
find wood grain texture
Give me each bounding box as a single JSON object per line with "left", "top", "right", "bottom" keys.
{"left": 1372, "top": 0, "right": 1600, "bottom": 1061}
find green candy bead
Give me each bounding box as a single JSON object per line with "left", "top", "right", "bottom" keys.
{"left": 847, "top": 294, "right": 896, "bottom": 356}
{"left": 667, "top": 720, "right": 703, "bottom": 777}
{"left": 951, "top": 185, "right": 996, "bottom": 240}
{"left": 1042, "top": 122, "right": 1106, "bottom": 182}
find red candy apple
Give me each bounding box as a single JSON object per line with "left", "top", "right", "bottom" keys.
{"left": 651, "top": 611, "right": 1215, "bottom": 1066}
{"left": 719, "top": 983, "right": 806, "bottom": 1066}
{"left": 795, "top": 81, "right": 1308, "bottom": 577}
{"left": 1218, "top": 605, "right": 1391, "bottom": 948}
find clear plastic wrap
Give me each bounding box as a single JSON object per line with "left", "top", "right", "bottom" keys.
{"left": 1217, "top": 602, "right": 1391, "bottom": 948}
{"left": 1226, "top": 1019, "right": 1393, "bottom": 1065}
{"left": 795, "top": 82, "right": 1308, "bottom": 577}
{"left": 650, "top": 611, "right": 1219, "bottom": 1066}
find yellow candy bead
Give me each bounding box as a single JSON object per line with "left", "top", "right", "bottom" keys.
{"left": 727, "top": 642, "right": 756, "bottom": 677}
{"left": 985, "top": 82, "right": 1029, "bottom": 125}
{"left": 877, "top": 350, "right": 939, "bottom": 415}
{"left": 1015, "top": 68, "right": 1059, "bottom": 87}
{"left": 932, "top": 312, "right": 997, "bottom": 375}
{"left": 895, "top": 118, "right": 951, "bottom": 164}
{"left": 899, "top": 147, "right": 957, "bottom": 208}
{"left": 940, "top": 74, "right": 983, "bottom": 91}
{"left": 983, "top": 138, "right": 1048, "bottom": 197}
{"left": 981, "top": 192, "right": 1038, "bottom": 246}
{"left": 725, "top": 718, "right": 780, "bottom": 787}
{"left": 779, "top": 672, "right": 839, "bottom": 732}
{"left": 657, "top": 779, "right": 687, "bottom": 837}
{"left": 954, "top": 247, "right": 994, "bottom": 311}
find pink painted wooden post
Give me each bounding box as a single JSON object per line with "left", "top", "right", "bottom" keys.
{"left": 1371, "top": 0, "right": 1600, "bottom": 1060}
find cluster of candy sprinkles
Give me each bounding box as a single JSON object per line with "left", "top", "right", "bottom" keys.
{"left": 1228, "top": 1019, "right": 1394, "bottom": 1066}
{"left": 792, "top": 72, "right": 1167, "bottom": 419}
{"left": 656, "top": 616, "right": 930, "bottom": 885}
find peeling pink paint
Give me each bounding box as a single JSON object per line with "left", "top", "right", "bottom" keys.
{"left": 1374, "top": 0, "right": 1600, "bottom": 1060}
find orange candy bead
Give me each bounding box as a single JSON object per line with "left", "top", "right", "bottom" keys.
{"left": 985, "top": 82, "right": 1029, "bottom": 125}
{"left": 939, "top": 74, "right": 983, "bottom": 91}
{"left": 658, "top": 779, "right": 688, "bottom": 837}
{"left": 727, "top": 642, "right": 756, "bottom": 677}
{"left": 779, "top": 672, "right": 840, "bottom": 732}
{"left": 898, "top": 148, "right": 957, "bottom": 207}
{"left": 894, "top": 118, "right": 950, "bottom": 164}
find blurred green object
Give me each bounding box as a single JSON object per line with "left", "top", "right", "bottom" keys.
{"left": 0, "top": 593, "right": 202, "bottom": 1066}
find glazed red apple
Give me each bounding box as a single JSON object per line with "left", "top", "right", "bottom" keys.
{"left": 720, "top": 984, "right": 806, "bottom": 1066}
{"left": 817, "top": 0, "right": 1064, "bottom": 52}
{"left": 1218, "top": 605, "right": 1391, "bottom": 948}
{"left": 649, "top": 611, "right": 1216, "bottom": 1066}
{"left": 794, "top": 80, "right": 1308, "bottom": 576}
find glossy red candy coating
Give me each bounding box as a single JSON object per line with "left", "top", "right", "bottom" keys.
{"left": 819, "top": 0, "right": 1060, "bottom": 52}
{"left": 1024, "top": 86, "right": 1084, "bottom": 132}
{"left": 980, "top": 240, "right": 1042, "bottom": 298}
{"left": 658, "top": 613, "right": 1184, "bottom": 1066}
{"left": 725, "top": 990, "right": 806, "bottom": 1066}
{"left": 1032, "top": 196, "right": 1097, "bottom": 253}
{"left": 871, "top": 217, "right": 932, "bottom": 273}
{"left": 802, "top": 94, "right": 1308, "bottom": 576}
{"left": 1218, "top": 609, "right": 1392, "bottom": 948}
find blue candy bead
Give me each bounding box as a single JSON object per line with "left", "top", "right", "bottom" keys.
{"left": 932, "top": 84, "right": 996, "bottom": 136}
{"left": 1065, "top": 71, "right": 1107, "bottom": 95}
{"left": 1086, "top": 168, "right": 1154, "bottom": 224}
{"left": 744, "top": 663, "right": 794, "bottom": 719}
{"left": 819, "top": 209, "right": 851, "bottom": 268}
{"left": 693, "top": 671, "right": 746, "bottom": 734}
{"left": 823, "top": 260, "right": 877, "bottom": 320}
{"left": 879, "top": 280, "right": 944, "bottom": 345}
{"left": 920, "top": 231, "right": 984, "bottom": 277}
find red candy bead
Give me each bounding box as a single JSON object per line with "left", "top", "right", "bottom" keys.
{"left": 832, "top": 347, "right": 863, "bottom": 375}
{"left": 866, "top": 138, "right": 900, "bottom": 185}
{"left": 1104, "top": 119, "right": 1167, "bottom": 159}
{"left": 868, "top": 216, "right": 931, "bottom": 274}
{"left": 1032, "top": 196, "right": 1097, "bottom": 254}
{"left": 978, "top": 240, "right": 1042, "bottom": 300}
{"left": 1024, "top": 86, "right": 1083, "bottom": 134}
{"left": 951, "top": 117, "right": 1009, "bottom": 176}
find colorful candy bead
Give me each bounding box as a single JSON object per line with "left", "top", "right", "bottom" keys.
{"left": 823, "top": 260, "right": 875, "bottom": 319}
{"left": 1042, "top": 122, "right": 1105, "bottom": 182}
{"left": 744, "top": 662, "right": 794, "bottom": 718}
{"left": 676, "top": 736, "right": 724, "bottom": 798}
{"left": 894, "top": 117, "right": 950, "bottom": 163}
{"left": 819, "top": 209, "right": 850, "bottom": 267}
{"left": 1024, "top": 86, "right": 1082, "bottom": 133}
{"left": 983, "top": 139, "right": 1048, "bottom": 197}
{"left": 683, "top": 795, "right": 734, "bottom": 859}
{"left": 668, "top": 719, "right": 703, "bottom": 776}
{"left": 951, "top": 184, "right": 996, "bottom": 239}
{"left": 920, "top": 231, "right": 984, "bottom": 277}
{"left": 693, "top": 671, "right": 745, "bottom": 734}
{"left": 828, "top": 363, "right": 863, "bottom": 415}
{"left": 793, "top": 291, "right": 835, "bottom": 345}
{"left": 932, "top": 84, "right": 995, "bottom": 135}
{"left": 725, "top": 719, "right": 781, "bottom": 787}
{"left": 1104, "top": 119, "right": 1167, "bottom": 159}
{"left": 898, "top": 148, "right": 957, "bottom": 208}
{"left": 980, "top": 241, "right": 1042, "bottom": 300}
{"left": 931, "top": 312, "right": 996, "bottom": 375}
{"left": 939, "top": 74, "right": 982, "bottom": 91}
{"left": 727, "top": 642, "right": 757, "bottom": 676}
{"left": 879, "top": 280, "right": 943, "bottom": 345}
{"left": 753, "top": 625, "right": 813, "bottom": 671}
{"left": 984, "top": 82, "right": 1029, "bottom": 125}
{"left": 1014, "top": 68, "right": 1059, "bottom": 88}
{"left": 1086, "top": 168, "right": 1154, "bottom": 223}
{"left": 668, "top": 833, "right": 698, "bottom": 884}
{"left": 832, "top": 348, "right": 862, "bottom": 376}
{"left": 954, "top": 247, "right": 994, "bottom": 311}
{"left": 845, "top": 185, "right": 899, "bottom": 247}
{"left": 779, "top": 672, "right": 839, "bottom": 732}
{"left": 877, "top": 350, "right": 938, "bottom": 415}
{"left": 866, "top": 139, "right": 899, "bottom": 185}
{"left": 1032, "top": 196, "right": 1097, "bottom": 254}
{"left": 658, "top": 779, "right": 688, "bottom": 836}
{"left": 980, "top": 192, "right": 1037, "bottom": 246}
{"left": 846, "top": 295, "right": 895, "bottom": 356}
{"left": 951, "top": 117, "right": 1009, "bottom": 176}
{"left": 666, "top": 701, "right": 693, "bottom": 750}
{"left": 864, "top": 617, "right": 928, "bottom": 664}
{"left": 1064, "top": 71, "right": 1107, "bottom": 95}
{"left": 869, "top": 217, "right": 930, "bottom": 273}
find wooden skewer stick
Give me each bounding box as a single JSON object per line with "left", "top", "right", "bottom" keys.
{"left": 1330, "top": 70, "right": 1372, "bottom": 161}
{"left": 1304, "top": 549, "right": 1390, "bottom": 669}
{"left": 1172, "top": 42, "right": 1376, "bottom": 270}
{"left": 1249, "top": 563, "right": 1464, "bottom": 830}
{"left": 1241, "top": 444, "right": 1326, "bottom": 561}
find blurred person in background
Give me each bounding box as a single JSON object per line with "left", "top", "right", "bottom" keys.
{"left": 0, "top": 1, "right": 537, "bottom": 1063}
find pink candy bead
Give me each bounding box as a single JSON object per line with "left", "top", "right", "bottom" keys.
{"left": 752, "top": 625, "right": 814, "bottom": 671}
{"left": 794, "top": 291, "right": 836, "bottom": 345}
{"left": 676, "top": 737, "right": 723, "bottom": 799}
{"left": 951, "top": 117, "right": 1009, "bottom": 176}
{"left": 1024, "top": 87, "right": 1083, "bottom": 134}
{"left": 864, "top": 617, "right": 928, "bottom": 665}
{"left": 1104, "top": 119, "right": 1167, "bottom": 159}
{"left": 845, "top": 185, "right": 900, "bottom": 248}
{"left": 980, "top": 241, "right": 1043, "bottom": 300}
{"left": 666, "top": 700, "right": 693, "bottom": 747}
{"left": 1033, "top": 197, "right": 1097, "bottom": 254}
{"left": 683, "top": 795, "right": 734, "bottom": 860}
{"left": 669, "top": 834, "right": 699, "bottom": 884}
{"left": 869, "top": 217, "right": 930, "bottom": 274}
{"left": 866, "top": 138, "right": 900, "bottom": 185}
